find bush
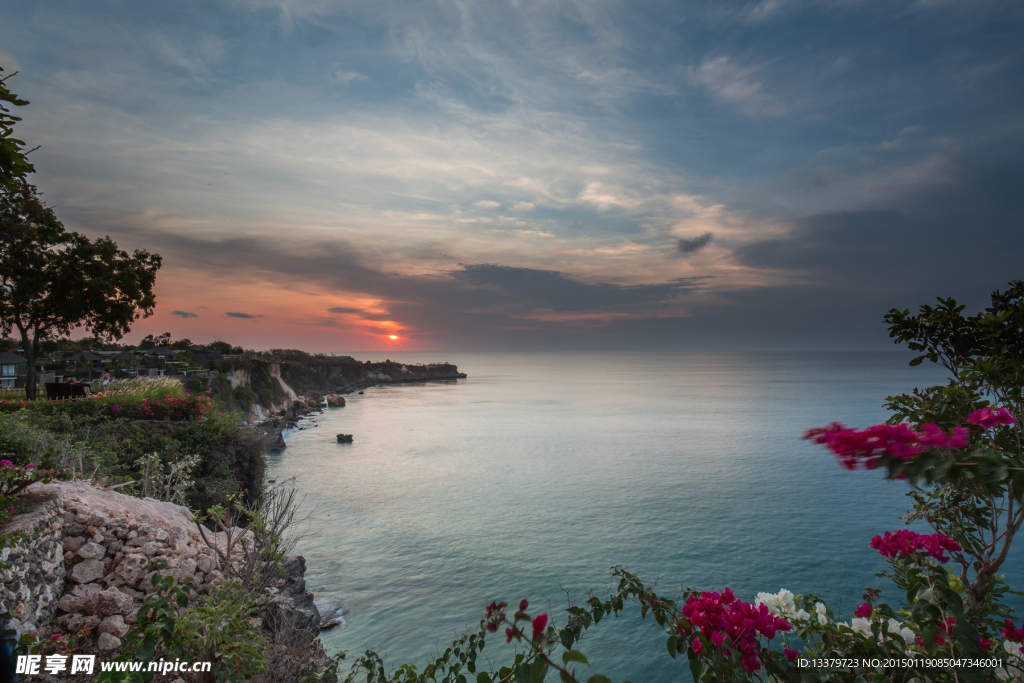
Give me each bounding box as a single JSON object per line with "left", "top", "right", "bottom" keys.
{"left": 2, "top": 393, "right": 212, "bottom": 422}
{"left": 184, "top": 376, "right": 206, "bottom": 393}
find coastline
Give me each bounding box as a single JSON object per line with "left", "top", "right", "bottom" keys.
{"left": 253, "top": 361, "right": 467, "bottom": 446}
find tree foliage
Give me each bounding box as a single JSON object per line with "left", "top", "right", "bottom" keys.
{"left": 0, "top": 67, "right": 34, "bottom": 187}
{"left": 0, "top": 180, "right": 162, "bottom": 396}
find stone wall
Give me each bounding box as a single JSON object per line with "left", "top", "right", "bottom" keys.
{"left": 0, "top": 490, "right": 67, "bottom": 638}
{"left": 25, "top": 481, "right": 230, "bottom": 654}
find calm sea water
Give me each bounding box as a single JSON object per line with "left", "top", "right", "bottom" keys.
{"left": 266, "top": 351, "right": 1018, "bottom": 681}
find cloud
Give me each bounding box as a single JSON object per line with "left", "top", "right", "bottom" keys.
{"left": 880, "top": 126, "right": 923, "bottom": 150}
{"left": 171, "top": 310, "right": 199, "bottom": 318}
{"left": 452, "top": 263, "right": 709, "bottom": 313}
{"left": 225, "top": 311, "right": 265, "bottom": 319}
{"left": 677, "top": 232, "right": 713, "bottom": 254}
{"left": 690, "top": 57, "right": 785, "bottom": 116}
{"left": 734, "top": 156, "right": 1024, "bottom": 298}
{"left": 331, "top": 68, "right": 368, "bottom": 84}
{"left": 509, "top": 201, "right": 535, "bottom": 211}
{"left": 0, "top": 51, "right": 21, "bottom": 73}
{"left": 473, "top": 200, "right": 501, "bottom": 209}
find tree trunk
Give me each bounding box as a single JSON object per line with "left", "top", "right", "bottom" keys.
{"left": 15, "top": 324, "right": 36, "bottom": 401}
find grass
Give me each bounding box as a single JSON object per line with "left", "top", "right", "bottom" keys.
{"left": 106, "top": 376, "right": 187, "bottom": 400}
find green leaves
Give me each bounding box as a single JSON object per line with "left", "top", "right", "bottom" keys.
{"left": 529, "top": 657, "right": 547, "bottom": 683}
{"left": 0, "top": 68, "right": 35, "bottom": 186}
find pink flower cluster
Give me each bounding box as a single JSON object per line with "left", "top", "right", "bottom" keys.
{"left": 679, "top": 588, "right": 791, "bottom": 673}
{"left": 1003, "top": 620, "right": 1024, "bottom": 643}
{"left": 0, "top": 460, "right": 58, "bottom": 476}
{"left": 802, "top": 422, "right": 968, "bottom": 470}
{"left": 968, "top": 408, "right": 1016, "bottom": 429}
{"left": 869, "top": 530, "right": 962, "bottom": 563}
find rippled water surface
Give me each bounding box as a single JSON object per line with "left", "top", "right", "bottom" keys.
{"left": 266, "top": 351, "right": 1004, "bottom": 681}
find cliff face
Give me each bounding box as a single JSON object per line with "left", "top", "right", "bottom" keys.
{"left": 226, "top": 357, "right": 466, "bottom": 427}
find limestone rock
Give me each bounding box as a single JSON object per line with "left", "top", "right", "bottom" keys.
{"left": 94, "top": 588, "right": 134, "bottom": 617}
{"left": 77, "top": 542, "right": 106, "bottom": 561}
{"left": 99, "top": 614, "right": 130, "bottom": 639}
{"left": 326, "top": 394, "right": 346, "bottom": 407}
{"left": 196, "top": 555, "right": 218, "bottom": 574}
{"left": 63, "top": 536, "right": 85, "bottom": 553}
{"left": 57, "top": 593, "right": 92, "bottom": 614}
{"left": 69, "top": 559, "right": 105, "bottom": 584}
{"left": 111, "top": 554, "right": 149, "bottom": 588}
{"left": 97, "top": 632, "right": 122, "bottom": 652}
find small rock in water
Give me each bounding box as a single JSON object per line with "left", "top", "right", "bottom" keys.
{"left": 321, "top": 617, "right": 342, "bottom": 630}
{"left": 336, "top": 434, "right": 353, "bottom": 443}
{"left": 358, "top": 391, "right": 364, "bottom": 394}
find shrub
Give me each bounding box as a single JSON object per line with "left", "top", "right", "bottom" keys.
{"left": 107, "top": 376, "right": 186, "bottom": 401}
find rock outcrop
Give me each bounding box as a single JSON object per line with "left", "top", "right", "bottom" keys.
{"left": 7, "top": 481, "right": 323, "bottom": 663}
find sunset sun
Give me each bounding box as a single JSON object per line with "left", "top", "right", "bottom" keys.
{"left": 389, "top": 335, "right": 399, "bottom": 340}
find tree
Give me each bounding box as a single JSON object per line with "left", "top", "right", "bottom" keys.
{"left": 0, "top": 181, "right": 161, "bottom": 398}
{"left": 139, "top": 332, "right": 172, "bottom": 350}
{"left": 882, "top": 281, "right": 1024, "bottom": 618}
{"left": 0, "top": 67, "right": 34, "bottom": 187}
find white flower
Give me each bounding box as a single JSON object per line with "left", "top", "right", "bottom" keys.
{"left": 1006, "top": 640, "right": 1024, "bottom": 658}
{"left": 793, "top": 609, "right": 810, "bottom": 621}
{"left": 814, "top": 602, "right": 828, "bottom": 625}
{"left": 884, "top": 618, "right": 915, "bottom": 646}
{"left": 850, "top": 618, "right": 873, "bottom": 637}
{"left": 755, "top": 589, "right": 797, "bottom": 618}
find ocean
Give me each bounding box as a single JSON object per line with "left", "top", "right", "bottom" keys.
{"left": 265, "top": 351, "right": 1017, "bottom": 681}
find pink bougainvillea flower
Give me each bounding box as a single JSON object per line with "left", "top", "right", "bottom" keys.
{"left": 968, "top": 407, "right": 1016, "bottom": 429}
{"left": 0, "top": 460, "right": 13, "bottom": 468}
{"left": 870, "top": 530, "right": 961, "bottom": 563}
{"left": 531, "top": 614, "right": 548, "bottom": 641}
{"left": 691, "top": 637, "right": 704, "bottom": 656}
{"left": 803, "top": 422, "right": 968, "bottom": 469}
{"left": 519, "top": 599, "right": 529, "bottom": 611}
{"left": 505, "top": 627, "right": 515, "bottom": 643}
{"left": 711, "top": 631, "right": 726, "bottom": 647}
{"left": 981, "top": 637, "right": 994, "bottom": 651}
{"left": 854, "top": 603, "right": 872, "bottom": 619}
{"left": 680, "top": 589, "right": 791, "bottom": 673}
{"left": 784, "top": 649, "right": 798, "bottom": 661}
{"left": 1003, "top": 620, "right": 1024, "bottom": 642}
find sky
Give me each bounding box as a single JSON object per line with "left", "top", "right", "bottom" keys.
{"left": 1, "top": 0, "right": 1022, "bottom": 352}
